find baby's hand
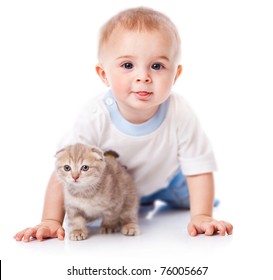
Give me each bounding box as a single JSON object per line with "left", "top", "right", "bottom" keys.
{"left": 14, "top": 219, "right": 65, "bottom": 242}
{"left": 188, "top": 215, "right": 233, "bottom": 236}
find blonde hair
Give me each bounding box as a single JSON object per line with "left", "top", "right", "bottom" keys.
{"left": 98, "top": 7, "right": 181, "bottom": 60}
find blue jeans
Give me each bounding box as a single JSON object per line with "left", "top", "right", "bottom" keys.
{"left": 140, "top": 170, "right": 219, "bottom": 209}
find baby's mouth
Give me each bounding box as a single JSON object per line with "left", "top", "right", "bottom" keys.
{"left": 135, "top": 91, "right": 152, "bottom": 96}
{"left": 134, "top": 91, "right": 153, "bottom": 99}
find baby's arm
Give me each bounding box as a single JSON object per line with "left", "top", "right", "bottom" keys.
{"left": 14, "top": 172, "right": 65, "bottom": 242}
{"left": 186, "top": 173, "right": 233, "bottom": 236}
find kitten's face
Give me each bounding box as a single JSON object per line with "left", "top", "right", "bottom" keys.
{"left": 55, "top": 144, "right": 106, "bottom": 188}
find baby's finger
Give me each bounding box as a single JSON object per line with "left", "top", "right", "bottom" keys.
{"left": 14, "top": 229, "right": 28, "bottom": 241}
{"left": 214, "top": 222, "right": 227, "bottom": 236}
{"left": 204, "top": 224, "right": 215, "bottom": 236}
{"left": 187, "top": 223, "right": 198, "bottom": 236}
{"left": 57, "top": 227, "right": 65, "bottom": 240}
{"left": 221, "top": 221, "right": 233, "bottom": 235}
{"left": 22, "top": 227, "right": 38, "bottom": 242}
{"left": 227, "top": 222, "right": 233, "bottom": 235}
{"left": 36, "top": 226, "right": 51, "bottom": 241}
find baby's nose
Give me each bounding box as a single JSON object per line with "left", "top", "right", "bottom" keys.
{"left": 135, "top": 72, "right": 151, "bottom": 83}
{"left": 136, "top": 77, "right": 151, "bottom": 83}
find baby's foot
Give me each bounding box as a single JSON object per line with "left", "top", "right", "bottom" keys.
{"left": 69, "top": 229, "right": 88, "bottom": 241}
{"left": 121, "top": 223, "right": 140, "bottom": 236}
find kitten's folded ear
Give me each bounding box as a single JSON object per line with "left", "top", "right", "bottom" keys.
{"left": 55, "top": 148, "right": 65, "bottom": 157}
{"left": 104, "top": 150, "right": 119, "bottom": 158}
{"left": 91, "top": 147, "right": 104, "bottom": 161}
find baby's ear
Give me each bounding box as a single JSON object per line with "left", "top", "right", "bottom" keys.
{"left": 95, "top": 64, "right": 110, "bottom": 87}
{"left": 91, "top": 147, "right": 104, "bottom": 161}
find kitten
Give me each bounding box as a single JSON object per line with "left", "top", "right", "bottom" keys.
{"left": 55, "top": 143, "right": 140, "bottom": 241}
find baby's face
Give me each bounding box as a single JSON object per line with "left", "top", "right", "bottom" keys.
{"left": 97, "top": 29, "right": 182, "bottom": 123}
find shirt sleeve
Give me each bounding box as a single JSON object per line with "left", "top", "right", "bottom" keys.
{"left": 175, "top": 95, "right": 218, "bottom": 175}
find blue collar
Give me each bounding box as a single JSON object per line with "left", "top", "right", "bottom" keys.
{"left": 103, "top": 91, "right": 169, "bottom": 136}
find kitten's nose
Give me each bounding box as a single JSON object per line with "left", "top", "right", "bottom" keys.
{"left": 72, "top": 174, "right": 80, "bottom": 181}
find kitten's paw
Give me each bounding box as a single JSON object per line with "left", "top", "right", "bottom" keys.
{"left": 69, "top": 229, "right": 88, "bottom": 241}
{"left": 121, "top": 223, "right": 140, "bottom": 236}
{"left": 100, "top": 225, "right": 119, "bottom": 234}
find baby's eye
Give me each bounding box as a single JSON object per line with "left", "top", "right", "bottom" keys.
{"left": 151, "top": 63, "right": 163, "bottom": 70}
{"left": 81, "top": 165, "right": 89, "bottom": 171}
{"left": 64, "top": 165, "right": 71, "bottom": 172}
{"left": 122, "top": 62, "right": 134, "bottom": 69}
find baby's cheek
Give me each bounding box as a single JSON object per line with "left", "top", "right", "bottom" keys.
{"left": 111, "top": 77, "right": 129, "bottom": 95}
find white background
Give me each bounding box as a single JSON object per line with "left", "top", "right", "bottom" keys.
{"left": 1, "top": 0, "right": 273, "bottom": 279}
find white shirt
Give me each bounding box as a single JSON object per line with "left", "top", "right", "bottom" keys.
{"left": 58, "top": 91, "right": 217, "bottom": 196}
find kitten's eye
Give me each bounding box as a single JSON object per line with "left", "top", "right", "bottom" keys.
{"left": 81, "top": 165, "right": 89, "bottom": 171}
{"left": 64, "top": 165, "right": 71, "bottom": 172}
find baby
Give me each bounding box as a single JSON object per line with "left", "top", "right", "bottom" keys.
{"left": 14, "top": 7, "right": 232, "bottom": 241}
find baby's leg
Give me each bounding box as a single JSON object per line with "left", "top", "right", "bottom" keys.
{"left": 141, "top": 169, "right": 190, "bottom": 209}
{"left": 141, "top": 169, "right": 219, "bottom": 209}
{"left": 157, "top": 170, "right": 219, "bottom": 208}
